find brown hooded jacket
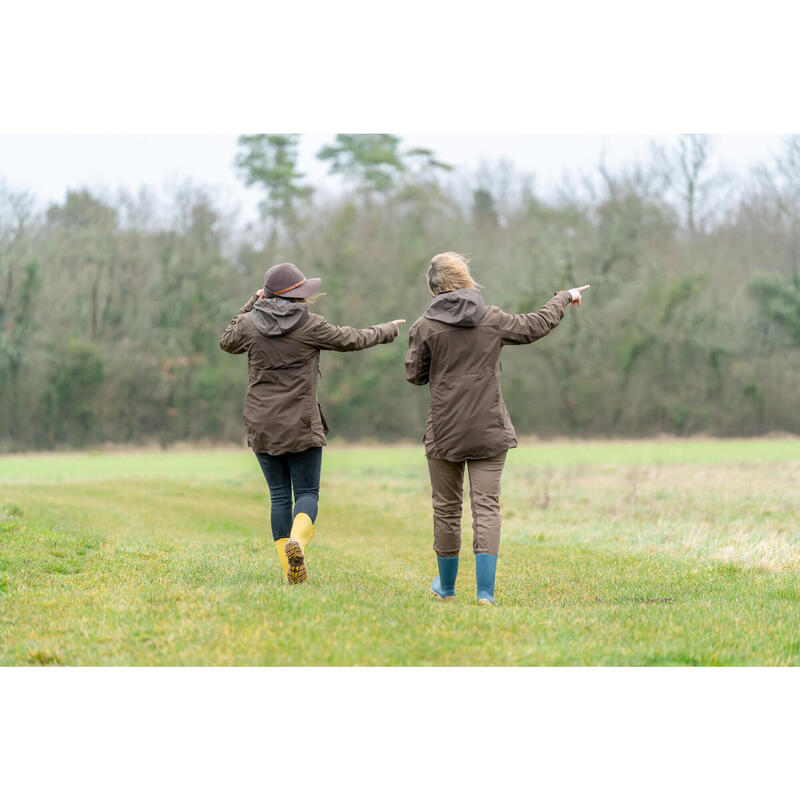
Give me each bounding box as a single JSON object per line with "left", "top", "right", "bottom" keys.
{"left": 405, "top": 288, "right": 571, "bottom": 460}
{"left": 221, "top": 293, "right": 398, "bottom": 454}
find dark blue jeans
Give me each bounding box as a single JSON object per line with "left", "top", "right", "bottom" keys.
{"left": 255, "top": 447, "right": 322, "bottom": 541}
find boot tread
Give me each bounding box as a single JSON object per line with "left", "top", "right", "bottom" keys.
{"left": 285, "top": 538, "right": 307, "bottom": 584}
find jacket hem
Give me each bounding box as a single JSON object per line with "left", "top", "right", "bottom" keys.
{"left": 424, "top": 441, "right": 516, "bottom": 462}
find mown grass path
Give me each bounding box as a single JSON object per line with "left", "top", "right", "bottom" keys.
{"left": 1, "top": 440, "right": 799, "bottom": 665}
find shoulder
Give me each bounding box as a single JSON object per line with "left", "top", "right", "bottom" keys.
{"left": 237, "top": 313, "right": 257, "bottom": 334}
{"left": 306, "top": 312, "right": 327, "bottom": 327}
{"left": 409, "top": 316, "right": 436, "bottom": 339}
{"left": 296, "top": 312, "right": 328, "bottom": 335}
{"left": 409, "top": 316, "right": 426, "bottom": 334}
{"left": 478, "top": 306, "right": 505, "bottom": 325}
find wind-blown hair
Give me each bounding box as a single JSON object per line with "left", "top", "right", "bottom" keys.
{"left": 427, "top": 252, "right": 478, "bottom": 296}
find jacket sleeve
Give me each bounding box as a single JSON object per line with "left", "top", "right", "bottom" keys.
{"left": 307, "top": 316, "right": 399, "bottom": 351}
{"left": 496, "top": 291, "right": 572, "bottom": 345}
{"left": 404, "top": 321, "right": 431, "bottom": 385}
{"left": 219, "top": 293, "right": 259, "bottom": 354}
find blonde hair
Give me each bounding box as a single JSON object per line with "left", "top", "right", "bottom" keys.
{"left": 427, "top": 252, "right": 478, "bottom": 296}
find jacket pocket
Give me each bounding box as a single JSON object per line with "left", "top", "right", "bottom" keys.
{"left": 318, "top": 402, "right": 330, "bottom": 435}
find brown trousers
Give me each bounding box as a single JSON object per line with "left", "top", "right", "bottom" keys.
{"left": 426, "top": 450, "right": 507, "bottom": 558}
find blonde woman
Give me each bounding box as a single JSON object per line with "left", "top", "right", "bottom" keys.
{"left": 405, "top": 253, "right": 589, "bottom": 605}
{"left": 221, "top": 262, "right": 405, "bottom": 584}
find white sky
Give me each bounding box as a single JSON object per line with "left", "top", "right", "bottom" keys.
{"left": 0, "top": 134, "right": 788, "bottom": 220}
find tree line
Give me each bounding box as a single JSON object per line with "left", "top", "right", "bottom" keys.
{"left": 1, "top": 133, "right": 799, "bottom": 452}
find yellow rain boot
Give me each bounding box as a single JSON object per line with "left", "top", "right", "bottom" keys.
{"left": 294, "top": 512, "right": 315, "bottom": 550}
{"left": 285, "top": 513, "right": 314, "bottom": 584}
{"left": 274, "top": 538, "right": 290, "bottom": 580}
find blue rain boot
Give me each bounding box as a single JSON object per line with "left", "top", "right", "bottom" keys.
{"left": 431, "top": 555, "right": 459, "bottom": 601}
{"left": 475, "top": 553, "right": 498, "bottom": 605}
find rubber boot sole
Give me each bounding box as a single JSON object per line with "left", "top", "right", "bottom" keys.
{"left": 430, "top": 590, "right": 456, "bottom": 602}
{"left": 477, "top": 598, "right": 494, "bottom": 606}
{"left": 285, "top": 539, "right": 307, "bottom": 584}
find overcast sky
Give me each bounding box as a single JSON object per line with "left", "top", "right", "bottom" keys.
{"left": 0, "top": 134, "right": 787, "bottom": 220}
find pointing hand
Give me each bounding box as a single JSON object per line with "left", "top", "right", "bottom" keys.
{"left": 568, "top": 285, "right": 590, "bottom": 308}
{"left": 388, "top": 319, "right": 406, "bottom": 338}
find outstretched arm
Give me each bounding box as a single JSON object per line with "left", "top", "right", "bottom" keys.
{"left": 497, "top": 286, "right": 589, "bottom": 345}
{"left": 308, "top": 317, "right": 405, "bottom": 351}
{"left": 219, "top": 292, "right": 259, "bottom": 354}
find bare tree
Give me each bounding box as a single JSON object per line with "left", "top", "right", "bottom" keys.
{"left": 651, "top": 134, "right": 718, "bottom": 234}
{"left": 0, "top": 183, "right": 35, "bottom": 326}
{"left": 679, "top": 134, "right": 710, "bottom": 234}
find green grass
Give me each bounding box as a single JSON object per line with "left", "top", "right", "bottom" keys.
{"left": 1, "top": 438, "right": 799, "bottom": 665}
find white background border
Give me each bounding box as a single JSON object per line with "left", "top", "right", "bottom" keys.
{"left": 2, "top": 1, "right": 799, "bottom": 796}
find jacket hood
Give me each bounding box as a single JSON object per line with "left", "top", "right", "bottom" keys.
{"left": 250, "top": 296, "right": 310, "bottom": 336}
{"left": 423, "top": 288, "right": 487, "bottom": 327}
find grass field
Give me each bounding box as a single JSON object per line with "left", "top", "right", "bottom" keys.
{"left": 1, "top": 439, "right": 799, "bottom": 666}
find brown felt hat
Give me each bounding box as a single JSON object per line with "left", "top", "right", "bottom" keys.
{"left": 263, "top": 262, "right": 321, "bottom": 299}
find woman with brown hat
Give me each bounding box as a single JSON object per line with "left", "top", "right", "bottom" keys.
{"left": 221, "top": 262, "right": 405, "bottom": 584}
{"left": 405, "top": 252, "right": 589, "bottom": 605}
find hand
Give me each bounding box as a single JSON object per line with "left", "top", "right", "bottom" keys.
{"left": 256, "top": 289, "right": 264, "bottom": 298}
{"left": 388, "top": 319, "right": 406, "bottom": 337}
{"left": 568, "top": 285, "right": 590, "bottom": 307}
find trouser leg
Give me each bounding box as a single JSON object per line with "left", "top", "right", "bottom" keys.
{"left": 282, "top": 447, "right": 322, "bottom": 584}
{"left": 287, "top": 446, "right": 322, "bottom": 522}
{"left": 255, "top": 452, "right": 293, "bottom": 541}
{"left": 467, "top": 450, "right": 507, "bottom": 556}
{"left": 426, "top": 456, "right": 465, "bottom": 558}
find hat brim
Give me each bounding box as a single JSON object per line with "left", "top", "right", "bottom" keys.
{"left": 281, "top": 277, "right": 321, "bottom": 298}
